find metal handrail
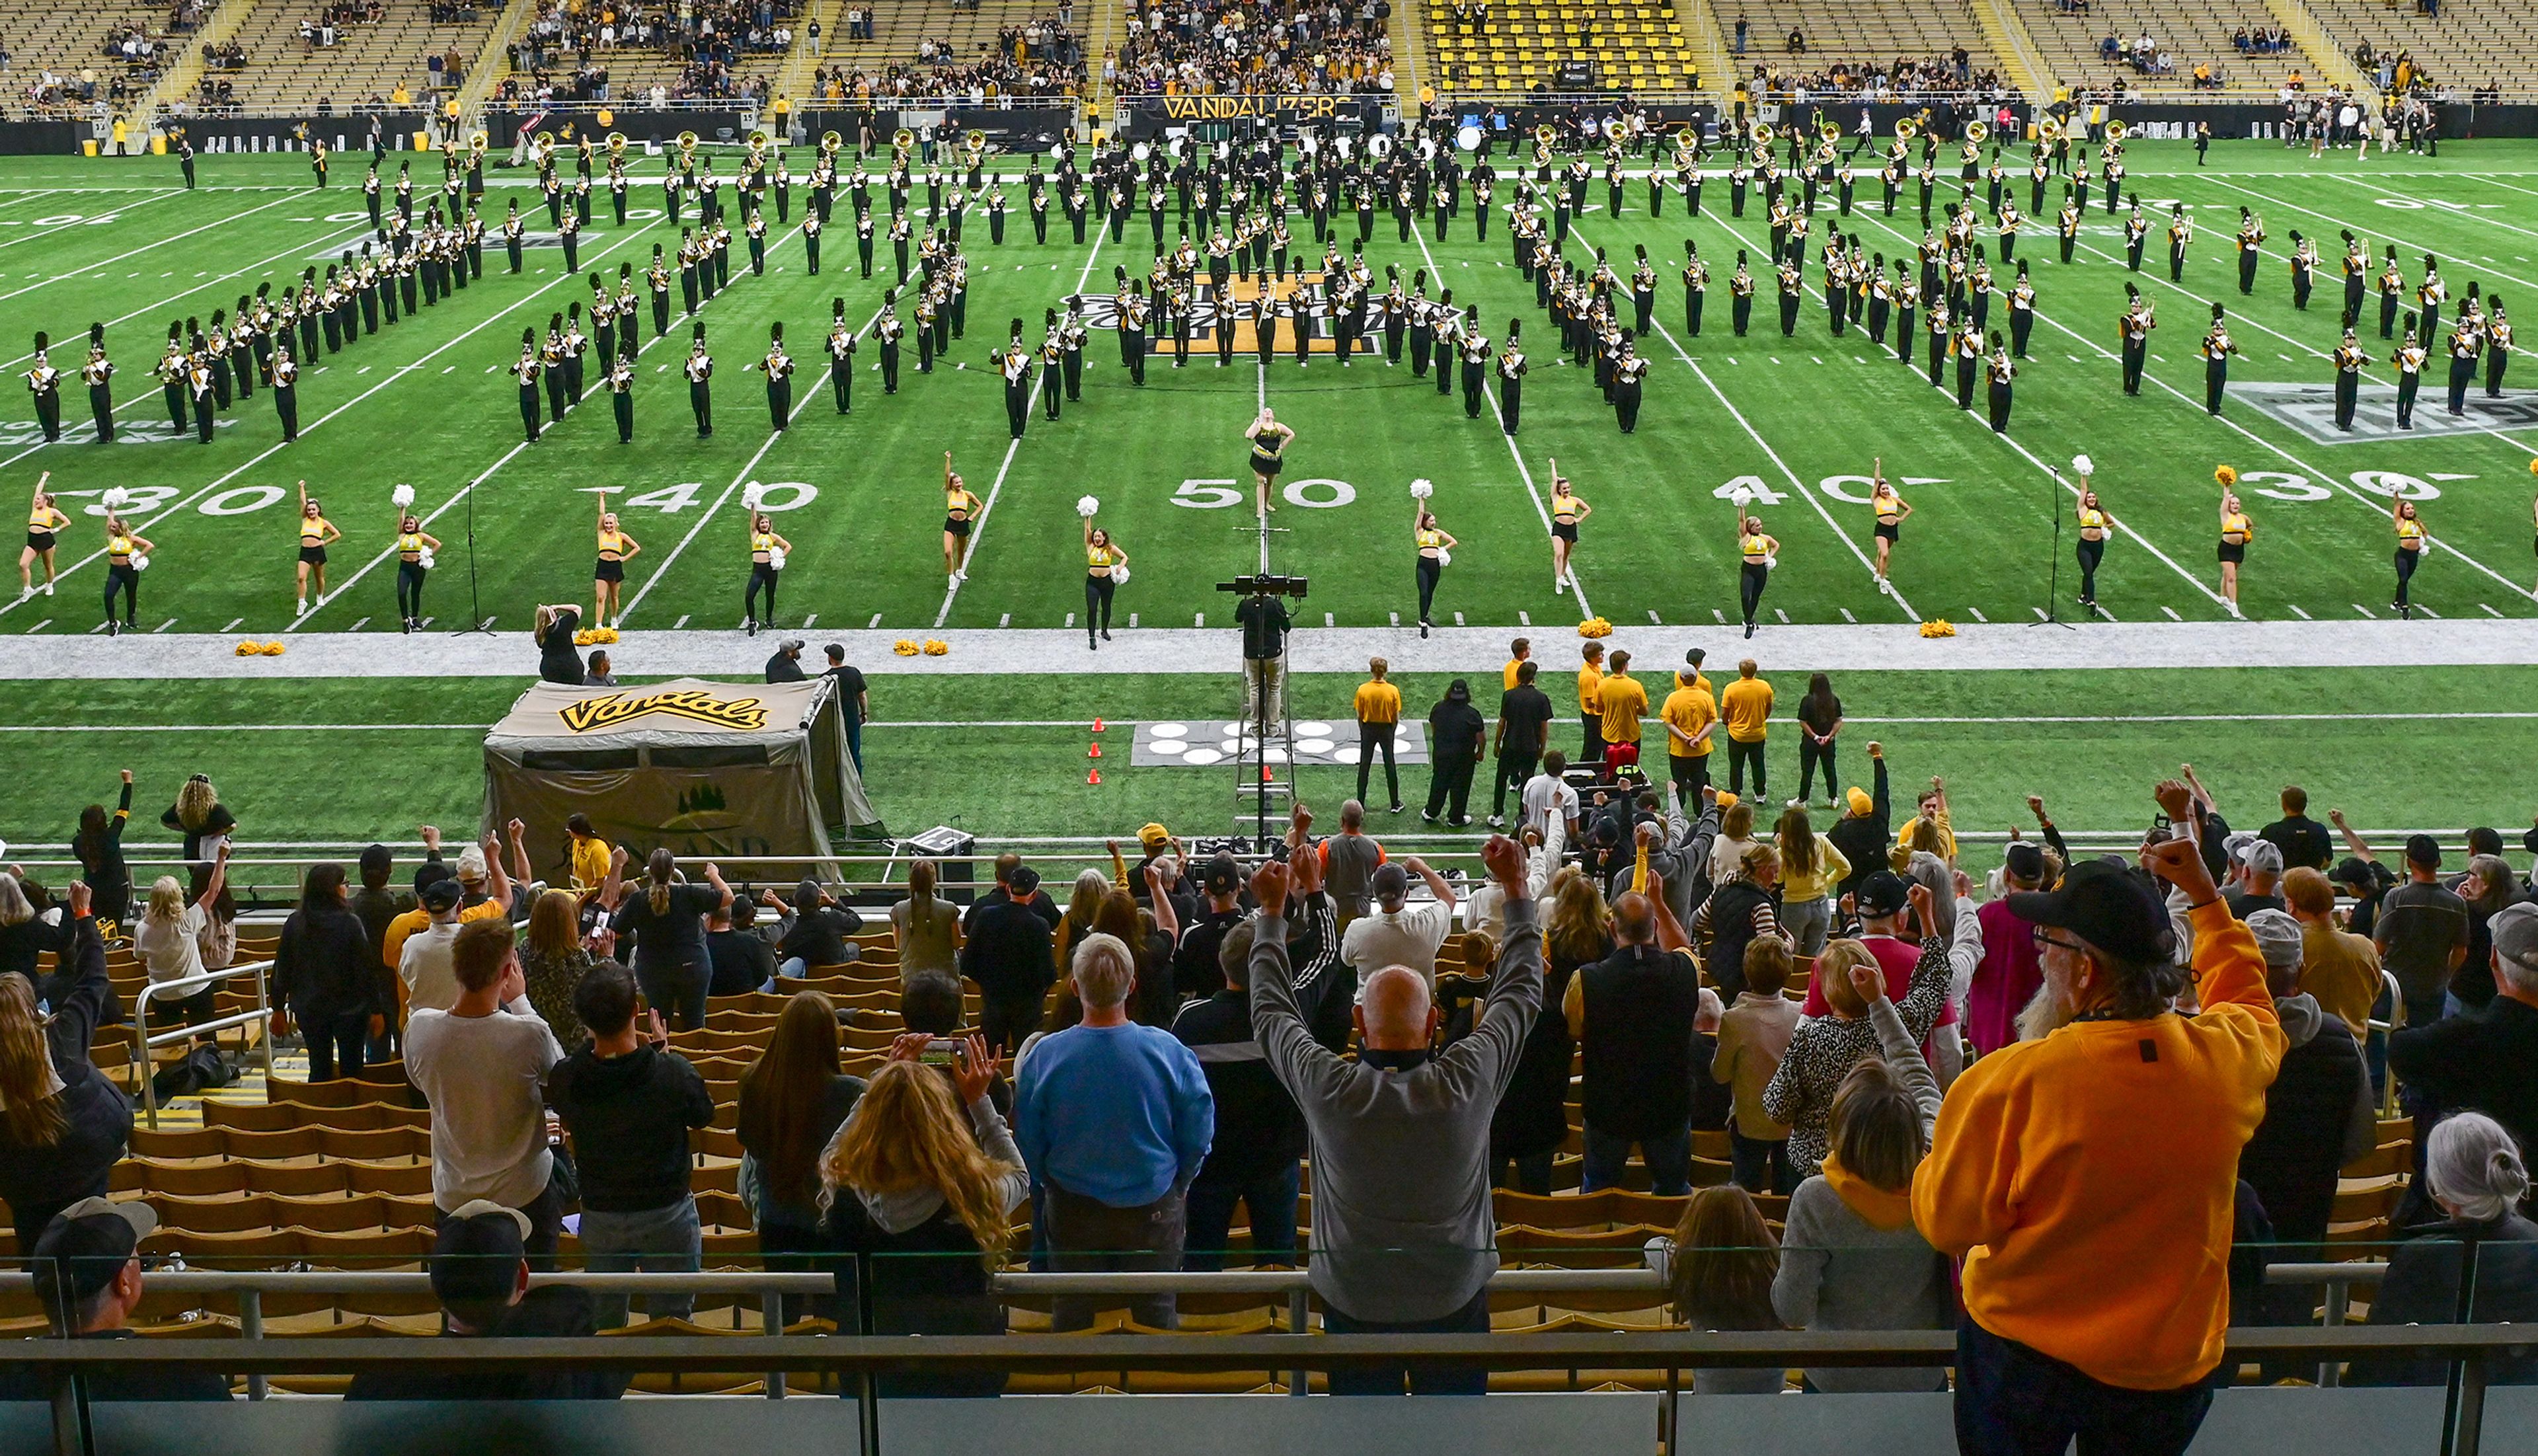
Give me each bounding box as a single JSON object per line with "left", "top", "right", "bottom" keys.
{"left": 130, "top": 957, "right": 278, "bottom": 1130}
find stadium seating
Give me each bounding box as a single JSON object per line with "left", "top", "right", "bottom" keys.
{"left": 210, "top": 0, "right": 498, "bottom": 114}
{"left": 1709, "top": 0, "right": 2001, "bottom": 89}
{"left": 5, "top": 0, "right": 194, "bottom": 118}
{"left": 2019, "top": 0, "right": 2312, "bottom": 94}
{"left": 2296, "top": 0, "right": 2538, "bottom": 93}
{"left": 1423, "top": 0, "right": 1701, "bottom": 93}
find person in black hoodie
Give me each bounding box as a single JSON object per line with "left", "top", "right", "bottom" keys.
{"left": 345, "top": 1201, "right": 629, "bottom": 1400}
{"left": 0, "top": 886, "right": 132, "bottom": 1246}
{"left": 1173, "top": 917, "right": 1308, "bottom": 1268}
{"left": 543, "top": 962, "right": 716, "bottom": 1328}
{"left": 960, "top": 864, "right": 1056, "bottom": 1053}
{"left": 348, "top": 844, "right": 417, "bottom": 1062}
{"left": 71, "top": 770, "right": 135, "bottom": 928}
{"left": 1423, "top": 678, "right": 1487, "bottom": 827}
{"left": 274, "top": 862, "right": 389, "bottom": 1081}
{"left": 1171, "top": 855, "right": 1249, "bottom": 1000}
{"left": 1826, "top": 744, "right": 1892, "bottom": 915}
{"left": 769, "top": 878, "right": 865, "bottom": 977}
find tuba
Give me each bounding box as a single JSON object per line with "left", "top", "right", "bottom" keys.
{"left": 892, "top": 127, "right": 915, "bottom": 157}
{"left": 2104, "top": 118, "right": 2129, "bottom": 143}
{"left": 966, "top": 128, "right": 988, "bottom": 158}
{"left": 1533, "top": 122, "right": 1555, "bottom": 164}
{"left": 677, "top": 130, "right": 700, "bottom": 165}
{"left": 1894, "top": 116, "right": 1919, "bottom": 141}
{"left": 747, "top": 130, "right": 768, "bottom": 161}
{"left": 469, "top": 128, "right": 490, "bottom": 159}
{"left": 533, "top": 129, "right": 556, "bottom": 160}
{"left": 1818, "top": 116, "right": 1841, "bottom": 141}
{"left": 2038, "top": 114, "right": 2064, "bottom": 143}
{"left": 1605, "top": 118, "right": 1628, "bottom": 143}
{"left": 1966, "top": 120, "right": 1989, "bottom": 144}
{"left": 607, "top": 131, "right": 627, "bottom": 158}
{"left": 1750, "top": 122, "right": 1773, "bottom": 148}
{"left": 820, "top": 129, "right": 842, "bottom": 156}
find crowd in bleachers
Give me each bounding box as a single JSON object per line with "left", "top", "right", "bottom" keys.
{"left": 1744, "top": 49, "right": 2005, "bottom": 100}
{"left": 6, "top": 660, "right": 2538, "bottom": 1421}
{"left": 803, "top": 15, "right": 1086, "bottom": 102}
{"left": 1111, "top": 0, "right": 1395, "bottom": 96}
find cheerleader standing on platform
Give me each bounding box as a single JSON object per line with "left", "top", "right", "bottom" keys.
{"left": 1867, "top": 461, "right": 1911, "bottom": 592}
{"left": 1547, "top": 461, "right": 1590, "bottom": 594}
{"left": 393, "top": 501, "right": 439, "bottom": 633}
{"left": 1737, "top": 515, "right": 1778, "bottom": 640}
{"left": 742, "top": 508, "right": 792, "bottom": 636}
{"left": 293, "top": 480, "right": 341, "bottom": 615}
{"left": 1247, "top": 408, "right": 1295, "bottom": 515}
{"left": 592, "top": 488, "right": 641, "bottom": 629}
{"left": 942, "top": 452, "right": 981, "bottom": 583}
{"left": 101, "top": 514, "right": 154, "bottom": 636}
{"left": 1412, "top": 499, "right": 1459, "bottom": 638}
{"left": 2391, "top": 498, "right": 2428, "bottom": 619}
{"left": 21, "top": 473, "right": 67, "bottom": 600}
{"left": 1082, "top": 513, "right": 1126, "bottom": 650}
{"left": 2215, "top": 468, "right": 2252, "bottom": 616}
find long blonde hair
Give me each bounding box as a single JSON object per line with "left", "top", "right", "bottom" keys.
{"left": 1544, "top": 867, "right": 1612, "bottom": 966}
{"left": 527, "top": 888, "right": 581, "bottom": 962}
{"left": 0, "top": 975, "right": 67, "bottom": 1147}
{"left": 174, "top": 775, "right": 219, "bottom": 833}
{"left": 143, "top": 875, "right": 186, "bottom": 925}
{"left": 821, "top": 1061, "right": 1018, "bottom": 1261}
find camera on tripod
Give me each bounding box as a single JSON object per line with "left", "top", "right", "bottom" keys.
{"left": 1215, "top": 573, "right": 1310, "bottom": 598}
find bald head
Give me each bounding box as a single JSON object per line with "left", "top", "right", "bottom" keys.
{"left": 1611, "top": 892, "right": 1656, "bottom": 946}
{"left": 1355, "top": 964, "right": 1438, "bottom": 1052}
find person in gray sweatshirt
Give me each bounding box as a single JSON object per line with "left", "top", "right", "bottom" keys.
{"left": 1770, "top": 952, "right": 1953, "bottom": 1393}
{"left": 1247, "top": 836, "right": 1543, "bottom": 1395}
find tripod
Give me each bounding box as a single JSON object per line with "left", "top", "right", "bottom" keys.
{"left": 2028, "top": 468, "right": 2075, "bottom": 630}
{"left": 451, "top": 480, "right": 495, "bottom": 635}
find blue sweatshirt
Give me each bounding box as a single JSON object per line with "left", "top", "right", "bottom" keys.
{"left": 1014, "top": 1021, "right": 1215, "bottom": 1207}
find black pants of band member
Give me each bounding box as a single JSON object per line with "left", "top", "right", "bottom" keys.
{"left": 1084, "top": 573, "right": 1115, "bottom": 638}
{"left": 2078, "top": 537, "right": 2104, "bottom": 600}
{"left": 103, "top": 564, "right": 138, "bottom": 623}
{"left": 397, "top": 560, "right": 427, "bottom": 619}
{"left": 1728, "top": 738, "right": 1767, "bottom": 799}
{"left": 746, "top": 562, "right": 780, "bottom": 623}
{"left": 1425, "top": 753, "right": 1477, "bottom": 821}
{"left": 1798, "top": 736, "right": 1837, "bottom": 800}
{"left": 1740, "top": 560, "right": 1768, "bottom": 623}
{"left": 2395, "top": 547, "right": 2419, "bottom": 605}
{"left": 1416, "top": 555, "right": 1442, "bottom": 623}
{"left": 1492, "top": 750, "right": 1537, "bottom": 818}
{"left": 1357, "top": 721, "right": 1399, "bottom": 806}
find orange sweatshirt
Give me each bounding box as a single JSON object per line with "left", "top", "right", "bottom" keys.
{"left": 1911, "top": 899, "right": 2284, "bottom": 1391}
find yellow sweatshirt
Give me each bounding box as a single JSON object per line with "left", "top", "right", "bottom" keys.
{"left": 1911, "top": 900, "right": 2283, "bottom": 1391}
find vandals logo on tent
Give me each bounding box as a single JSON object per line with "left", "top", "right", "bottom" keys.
{"left": 558, "top": 688, "right": 768, "bottom": 733}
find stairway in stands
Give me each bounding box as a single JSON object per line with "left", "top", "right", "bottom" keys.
{"left": 132, "top": 0, "right": 259, "bottom": 126}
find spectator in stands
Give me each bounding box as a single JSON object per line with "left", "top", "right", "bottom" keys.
{"left": 1169, "top": 855, "right": 1246, "bottom": 1000}
{"left": 2376, "top": 834, "right": 2469, "bottom": 1028}
{"left": 819, "top": 1036, "right": 1028, "bottom": 1395}
{"left": 964, "top": 855, "right": 1059, "bottom": 936}
{"left": 69, "top": 770, "right": 134, "bottom": 927}
{"left": 404, "top": 919, "right": 568, "bottom": 1255}
{"left": 769, "top": 879, "right": 863, "bottom": 978}
{"left": 2352, "top": 1111, "right": 2538, "bottom": 1385}
{"left": 705, "top": 898, "right": 771, "bottom": 997}
{"left": 1173, "top": 918, "right": 1307, "bottom": 1269}
{"left": 2388, "top": 903, "right": 2538, "bottom": 1157}
{"left": 1916, "top": 831, "right": 2279, "bottom": 1455}
{"left": 891, "top": 859, "right": 962, "bottom": 984}
{"left": 738, "top": 991, "right": 865, "bottom": 1318}
{"left": 1321, "top": 800, "right": 1385, "bottom": 924}
{"left": 1567, "top": 888, "right": 1701, "bottom": 1194}
{"left": 0, "top": 888, "right": 130, "bottom": 1250}
{"left": 2284, "top": 866, "right": 2379, "bottom": 1040}
{"left": 2238, "top": 909, "right": 2374, "bottom": 1340}
{"left": 602, "top": 847, "right": 733, "bottom": 1030}
{"left": 132, "top": 845, "right": 228, "bottom": 1045}
{"left": 1519, "top": 751, "right": 1580, "bottom": 847}
{"left": 586, "top": 650, "right": 617, "bottom": 686}
{"left": 1827, "top": 744, "right": 1892, "bottom": 904}
{"left": 1766, "top": 921, "right": 1949, "bottom": 1182}
{"left": 1014, "top": 931, "right": 1213, "bottom": 1330}
{"left": 962, "top": 866, "right": 1057, "bottom": 1053}
{"left": 273, "top": 862, "right": 385, "bottom": 1081}
{"left": 518, "top": 888, "right": 594, "bottom": 1050}
{"left": 1246, "top": 839, "right": 1539, "bottom": 1395}
{"left": 1492, "top": 865, "right": 1609, "bottom": 1194}
{"left": 0, "top": 870, "right": 75, "bottom": 987}
{"left": 1775, "top": 954, "right": 1950, "bottom": 1393}
{"left": 1341, "top": 858, "right": 1456, "bottom": 987}
{"left": 545, "top": 961, "right": 716, "bottom": 1328}
{"left": 1806, "top": 865, "right": 1968, "bottom": 1078}
{"left": 345, "top": 1202, "right": 625, "bottom": 1400}
{"left": 0, "top": 1200, "right": 228, "bottom": 1401}
{"left": 2260, "top": 786, "right": 2334, "bottom": 871}
{"left": 1964, "top": 842, "right": 2048, "bottom": 1058}
{"left": 400, "top": 876, "right": 469, "bottom": 1014}
{"left": 1653, "top": 1184, "right": 1785, "bottom": 1393}
{"left": 350, "top": 843, "right": 417, "bottom": 1059}
{"left": 1691, "top": 843, "right": 1781, "bottom": 999}
{"left": 159, "top": 773, "right": 235, "bottom": 870}
{"left": 1716, "top": 935, "right": 1798, "bottom": 1194}
{"left": 2225, "top": 839, "right": 2286, "bottom": 918}
{"left": 1093, "top": 875, "right": 1179, "bottom": 1027}
{"left": 1775, "top": 808, "right": 1846, "bottom": 956}
{"left": 2453, "top": 855, "right": 2520, "bottom": 1014}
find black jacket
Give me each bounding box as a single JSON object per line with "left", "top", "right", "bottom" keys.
{"left": 544, "top": 1044, "right": 716, "bottom": 1213}
{"left": 2352, "top": 1213, "right": 2538, "bottom": 1386}
{"left": 960, "top": 899, "right": 1056, "bottom": 1009}
{"left": 0, "top": 1328, "right": 230, "bottom": 1402}
{"left": 1825, "top": 756, "right": 1892, "bottom": 902}
{"left": 0, "top": 917, "right": 131, "bottom": 1211}
{"left": 1171, "top": 989, "right": 1307, "bottom": 1185}
{"left": 275, "top": 900, "right": 386, "bottom": 1022}
{"left": 344, "top": 1287, "right": 628, "bottom": 1400}
{"left": 2239, "top": 1001, "right": 2368, "bottom": 1246}
{"left": 776, "top": 902, "right": 865, "bottom": 968}
{"left": 2389, "top": 995, "right": 2538, "bottom": 1155}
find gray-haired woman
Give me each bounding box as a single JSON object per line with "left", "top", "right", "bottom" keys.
{"left": 2354, "top": 1111, "right": 2538, "bottom": 1385}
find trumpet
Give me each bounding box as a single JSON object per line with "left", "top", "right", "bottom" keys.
{"left": 1966, "top": 120, "right": 1989, "bottom": 144}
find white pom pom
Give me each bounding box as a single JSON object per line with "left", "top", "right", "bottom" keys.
{"left": 417, "top": 549, "right": 436, "bottom": 570}
{"left": 101, "top": 486, "right": 130, "bottom": 510}
{"left": 741, "top": 482, "right": 766, "bottom": 512}
{"left": 1408, "top": 478, "right": 1434, "bottom": 500}
{"left": 392, "top": 482, "right": 416, "bottom": 508}
{"left": 132, "top": 554, "right": 150, "bottom": 572}
{"left": 2071, "top": 454, "right": 2094, "bottom": 477}
{"left": 1076, "top": 494, "right": 1100, "bottom": 518}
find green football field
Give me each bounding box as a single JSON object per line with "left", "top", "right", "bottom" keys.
{"left": 1, "top": 138, "right": 2536, "bottom": 873}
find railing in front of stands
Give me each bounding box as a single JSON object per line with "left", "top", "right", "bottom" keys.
{"left": 128, "top": 957, "right": 279, "bottom": 1130}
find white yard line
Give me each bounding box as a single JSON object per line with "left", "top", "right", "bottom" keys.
{"left": 0, "top": 186, "right": 189, "bottom": 254}
{"left": 0, "top": 192, "right": 297, "bottom": 292}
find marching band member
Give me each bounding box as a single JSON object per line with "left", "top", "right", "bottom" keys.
{"left": 685, "top": 323, "right": 715, "bottom": 439}
{"left": 2201, "top": 303, "right": 2241, "bottom": 415}
{"left": 24, "top": 332, "right": 62, "bottom": 443}
{"left": 755, "top": 323, "right": 794, "bottom": 431}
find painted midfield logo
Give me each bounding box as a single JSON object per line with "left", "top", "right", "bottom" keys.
{"left": 2235, "top": 383, "right": 2538, "bottom": 445}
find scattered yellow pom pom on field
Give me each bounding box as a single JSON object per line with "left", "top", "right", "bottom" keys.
{"left": 921, "top": 640, "right": 949, "bottom": 656}
{"left": 260, "top": 642, "right": 287, "bottom": 656}
{"left": 893, "top": 639, "right": 921, "bottom": 656}
{"left": 1577, "top": 617, "right": 1613, "bottom": 638}
{"left": 234, "top": 640, "right": 260, "bottom": 656}
{"left": 1918, "top": 619, "right": 1957, "bottom": 638}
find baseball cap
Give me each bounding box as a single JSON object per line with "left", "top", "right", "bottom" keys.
{"left": 30, "top": 1198, "right": 156, "bottom": 1317}
{"left": 2003, "top": 842, "right": 2046, "bottom": 883}
{"left": 824, "top": 642, "right": 845, "bottom": 660}
{"left": 1845, "top": 787, "right": 1873, "bottom": 817}
{"left": 1201, "top": 853, "right": 1241, "bottom": 896}
{"left": 1855, "top": 870, "right": 1911, "bottom": 917}
{"left": 2245, "top": 908, "right": 2304, "bottom": 972}
{"left": 2332, "top": 857, "right": 2381, "bottom": 893}
{"left": 2490, "top": 902, "right": 2538, "bottom": 981}
{"left": 418, "top": 876, "right": 464, "bottom": 913}
{"left": 1138, "top": 822, "right": 1172, "bottom": 850}
{"left": 2237, "top": 839, "right": 2284, "bottom": 876}
{"left": 2405, "top": 833, "right": 2443, "bottom": 869}
{"left": 2005, "top": 859, "right": 2177, "bottom": 967}
{"left": 1005, "top": 864, "right": 1041, "bottom": 896}
{"left": 1714, "top": 790, "right": 1739, "bottom": 810}
{"left": 430, "top": 1200, "right": 532, "bottom": 1312}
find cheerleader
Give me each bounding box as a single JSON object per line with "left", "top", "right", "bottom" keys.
{"left": 1082, "top": 514, "right": 1126, "bottom": 649}
{"left": 1247, "top": 408, "right": 1295, "bottom": 515}
{"left": 1737, "top": 515, "right": 1779, "bottom": 640}
{"left": 1867, "top": 463, "right": 1911, "bottom": 590}
{"left": 592, "top": 488, "right": 642, "bottom": 629}
{"left": 2215, "top": 469, "right": 2252, "bottom": 615}
{"left": 1412, "top": 501, "right": 1459, "bottom": 637}
{"left": 20, "top": 473, "right": 67, "bottom": 599}
{"left": 391, "top": 500, "right": 439, "bottom": 632}
{"left": 101, "top": 514, "right": 153, "bottom": 636}
{"left": 742, "top": 508, "right": 792, "bottom": 635}
{"left": 2391, "top": 498, "right": 2428, "bottom": 619}
{"left": 2073, "top": 471, "right": 2113, "bottom": 612}
{"left": 1546, "top": 462, "right": 1591, "bottom": 593}
{"left": 292, "top": 480, "right": 341, "bottom": 615}
{"left": 512, "top": 329, "right": 543, "bottom": 442}
{"left": 942, "top": 452, "right": 981, "bottom": 582}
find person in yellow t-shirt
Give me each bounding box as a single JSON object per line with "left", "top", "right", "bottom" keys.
{"left": 566, "top": 812, "right": 612, "bottom": 894}
{"left": 1596, "top": 648, "right": 1647, "bottom": 775}
{"left": 1502, "top": 636, "right": 1531, "bottom": 693}
{"left": 1578, "top": 640, "right": 1607, "bottom": 768}
{"left": 1660, "top": 670, "right": 1718, "bottom": 798}
{"left": 1719, "top": 658, "right": 1773, "bottom": 801}
{"left": 1353, "top": 656, "right": 1404, "bottom": 813}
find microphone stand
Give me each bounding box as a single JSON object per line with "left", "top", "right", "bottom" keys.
{"left": 2030, "top": 468, "right": 2074, "bottom": 629}
{"left": 451, "top": 480, "right": 494, "bottom": 635}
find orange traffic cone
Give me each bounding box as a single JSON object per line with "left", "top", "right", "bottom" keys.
{"left": 1089, "top": 743, "right": 1102, "bottom": 758}
{"left": 1087, "top": 768, "right": 1102, "bottom": 785}
{"left": 1092, "top": 716, "right": 1105, "bottom": 733}
{"left": 1261, "top": 764, "right": 1273, "bottom": 783}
